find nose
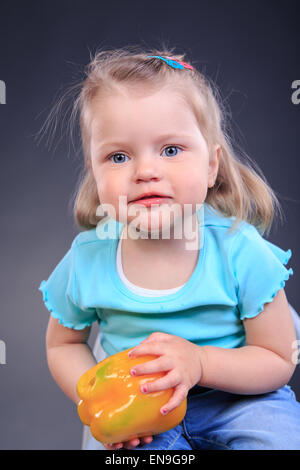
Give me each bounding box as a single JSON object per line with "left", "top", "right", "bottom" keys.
{"left": 133, "top": 154, "right": 163, "bottom": 183}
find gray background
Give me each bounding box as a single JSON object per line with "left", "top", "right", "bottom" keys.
{"left": 0, "top": 0, "right": 299, "bottom": 450}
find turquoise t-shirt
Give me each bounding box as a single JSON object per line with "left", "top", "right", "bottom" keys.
{"left": 38, "top": 203, "right": 293, "bottom": 357}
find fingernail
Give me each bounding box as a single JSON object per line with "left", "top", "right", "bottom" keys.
{"left": 161, "top": 408, "right": 167, "bottom": 415}
{"left": 141, "top": 385, "right": 147, "bottom": 393}
{"left": 130, "top": 368, "right": 136, "bottom": 376}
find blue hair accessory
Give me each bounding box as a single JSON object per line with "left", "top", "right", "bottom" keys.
{"left": 147, "top": 55, "right": 194, "bottom": 70}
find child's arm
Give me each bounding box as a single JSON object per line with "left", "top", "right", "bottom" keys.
{"left": 199, "top": 288, "right": 297, "bottom": 394}
{"left": 46, "top": 316, "right": 97, "bottom": 404}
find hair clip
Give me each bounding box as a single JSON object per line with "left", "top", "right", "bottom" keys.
{"left": 147, "top": 55, "right": 194, "bottom": 70}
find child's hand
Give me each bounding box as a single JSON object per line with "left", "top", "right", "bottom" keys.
{"left": 128, "top": 332, "right": 203, "bottom": 416}
{"left": 103, "top": 435, "right": 153, "bottom": 450}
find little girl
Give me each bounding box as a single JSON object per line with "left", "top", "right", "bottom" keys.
{"left": 38, "top": 46, "right": 300, "bottom": 450}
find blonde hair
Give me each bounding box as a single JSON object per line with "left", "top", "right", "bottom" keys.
{"left": 40, "top": 45, "right": 284, "bottom": 236}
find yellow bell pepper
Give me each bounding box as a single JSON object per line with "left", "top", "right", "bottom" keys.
{"left": 77, "top": 347, "right": 187, "bottom": 444}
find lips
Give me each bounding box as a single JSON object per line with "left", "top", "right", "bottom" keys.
{"left": 129, "top": 195, "right": 171, "bottom": 208}
{"left": 130, "top": 192, "right": 169, "bottom": 203}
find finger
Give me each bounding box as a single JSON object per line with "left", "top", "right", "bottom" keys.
{"left": 104, "top": 442, "right": 123, "bottom": 450}
{"left": 128, "top": 341, "right": 166, "bottom": 358}
{"left": 103, "top": 443, "right": 113, "bottom": 449}
{"left": 140, "top": 369, "right": 180, "bottom": 394}
{"left": 142, "top": 332, "right": 170, "bottom": 342}
{"left": 130, "top": 356, "right": 172, "bottom": 376}
{"left": 141, "top": 436, "right": 153, "bottom": 445}
{"left": 123, "top": 438, "right": 140, "bottom": 449}
{"left": 160, "top": 385, "right": 188, "bottom": 416}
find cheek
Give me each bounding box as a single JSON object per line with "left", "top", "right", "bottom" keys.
{"left": 98, "top": 179, "right": 127, "bottom": 210}
{"left": 95, "top": 179, "right": 112, "bottom": 204}
{"left": 176, "top": 166, "right": 206, "bottom": 195}
{"left": 94, "top": 170, "right": 112, "bottom": 195}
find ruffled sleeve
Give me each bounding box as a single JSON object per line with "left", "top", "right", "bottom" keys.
{"left": 38, "top": 238, "right": 99, "bottom": 330}
{"left": 230, "top": 224, "right": 294, "bottom": 320}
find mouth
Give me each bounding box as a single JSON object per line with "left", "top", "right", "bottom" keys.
{"left": 129, "top": 194, "right": 171, "bottom": 206}
{"left": 130, "top": 193, "right": 170, "bottom": 202}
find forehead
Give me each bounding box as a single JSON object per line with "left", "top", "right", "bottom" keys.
{"left": 89, "top": 84, "right": 198, "bottom": 139}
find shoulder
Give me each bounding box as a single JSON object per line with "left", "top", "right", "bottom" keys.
{"left": 202, "top": 204, "right": 286, "bottom": 267}
{"left": 72, "top": 227, "right": 99, "bottom": 247}
{"left": 72, "top": 217, "right": 123, "bottom": 249}
{"left": 69, "top": 218, "right": 124, "bottom": 274}
{"left": 220, "top": 206, "right": 293, "bottom": 281}
{"left": 203, "top": 202, "right": 248, "bottom": 233}
{"left": 202, "top": 202, "right": 251, "bottom": 250}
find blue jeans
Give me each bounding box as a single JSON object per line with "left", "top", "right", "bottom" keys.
{"left": 85, "top": 384, "right": 300, "bottom": 450}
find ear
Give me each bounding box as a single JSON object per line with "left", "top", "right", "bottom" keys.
{"left": 208, "top": 145, "right": 221, "bottom": 188}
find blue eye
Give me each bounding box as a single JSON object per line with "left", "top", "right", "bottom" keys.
{"left": 163, "top": 146, "right": 181, "bottom": 157}
{"left": 109, "top": 146, "right": 181, "bottom": 163}
{"left": 109, "top": 153, "right": 129, "bottom": 164}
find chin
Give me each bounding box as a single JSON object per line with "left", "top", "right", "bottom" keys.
{"left": 127, "top": 213, "right": 180, "bottom": 240}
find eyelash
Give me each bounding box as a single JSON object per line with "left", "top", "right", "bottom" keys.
{"left": 107, "top": 145, "right": 183, "bottom": 163}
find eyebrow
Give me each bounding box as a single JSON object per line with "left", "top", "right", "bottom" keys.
{"left": 97, "top": 133, "right": 194, "bottom": 151}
